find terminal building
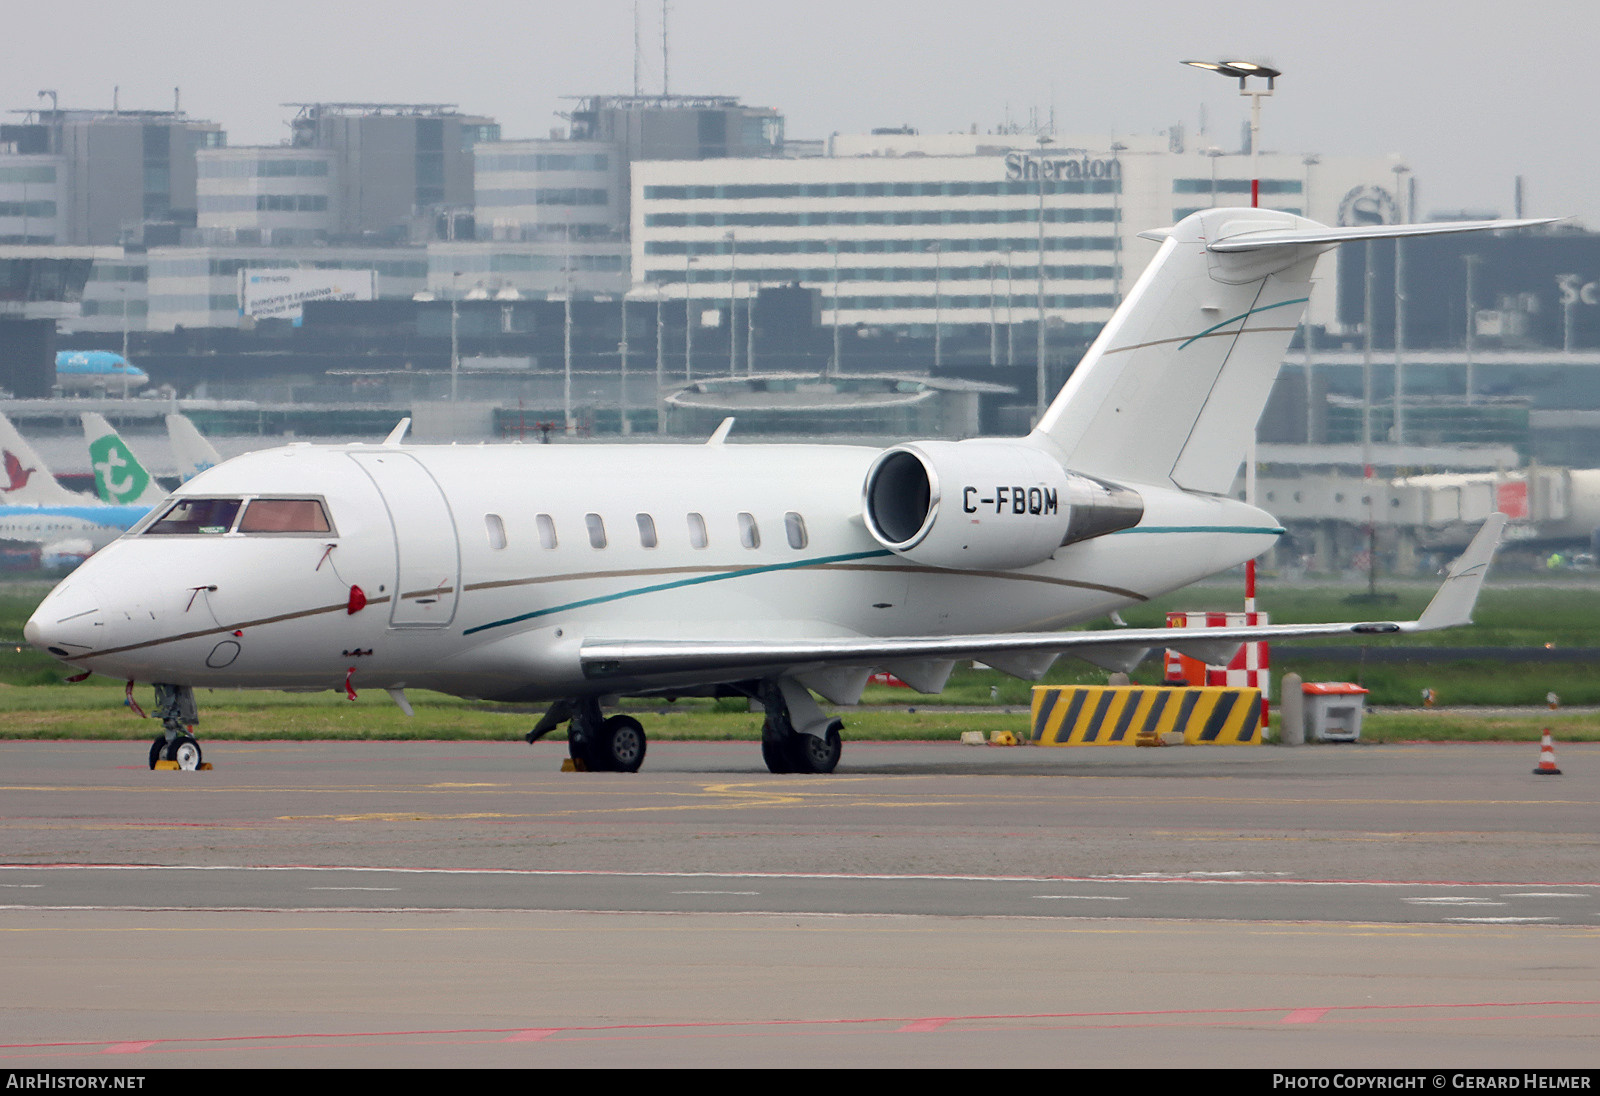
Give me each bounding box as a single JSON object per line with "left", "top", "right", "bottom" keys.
{"left": 631, "top": 130, "right": 1399, "bottom": 358}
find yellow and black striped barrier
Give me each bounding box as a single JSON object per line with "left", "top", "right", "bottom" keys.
{"left": 1030, "top": 685, "right": 1263, "bottom": 746}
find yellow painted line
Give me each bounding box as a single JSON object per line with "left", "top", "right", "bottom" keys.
{"left": 276, "top": 812, "right": 525, "bottom": 822}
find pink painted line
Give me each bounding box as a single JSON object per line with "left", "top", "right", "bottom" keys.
{"left": 7, "top": 998, "right": 1600, "bottom": 1056}
{"left": 1281, "top": 1008, "right": 1329, "bottom": 1024}
{"left": 6, "top": 861, "right": 1600, "bottom": 890}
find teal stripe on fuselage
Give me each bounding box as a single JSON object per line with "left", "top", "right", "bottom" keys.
{"left": 461, "top": 523, "right": 1285, "bottom": 637}
{"left": 463, "top": 548, "right": 894, "bottom": 636}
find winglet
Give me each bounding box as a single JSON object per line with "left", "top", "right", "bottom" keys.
{"left": 706, "top": 417, "right": 735, "bottom": 445}
{"left": 383, "top": 418, "right": 412, "bottom": 447}
{"left": 1411, "top": 514, "right": 1507, "bottom": 632}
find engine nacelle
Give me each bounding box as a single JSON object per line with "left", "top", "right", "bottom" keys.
{"left": 862, "top": 440, "right": 1143, "bottom": 570}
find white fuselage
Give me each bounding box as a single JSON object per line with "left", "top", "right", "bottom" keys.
{"left": 26, "top": 440, "right": 1279, "bottom": 701}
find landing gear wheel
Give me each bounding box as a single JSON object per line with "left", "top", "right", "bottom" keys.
{"left": 790, "top": 724, "right": 842, "bottom": 774}
{"left": 567, "top": 732, "right": 597, "bottom": 771}
{"left": 594, "top": 715, "right": 646, "bottom": 773}
{"left": 165, "top": 734, "right": 202, "bottom": 771}
{"left": 148, "top": 734, "right": 167, "bottom": 771}
{"left": 761, "top": 728, "right": 793, "bottom": 775}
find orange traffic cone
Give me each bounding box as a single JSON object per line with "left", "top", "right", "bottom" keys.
{"left": 1533, "top": 730, "right": 1562, "bottom": 776}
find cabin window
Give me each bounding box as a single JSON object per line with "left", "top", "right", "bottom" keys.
{"left": 484, "top": 513, "right": 507, "bottom": 550}
{"left": 687, "top": 512, "right": 708, "bottom": 549}
{"left": 585, "top": 513, "right": 607, "bottom": 549}
{"left": 636, "top": 513, "right": 658, "bottom": 548}
{"left": 238, "top": 498, "right": 332, "bottom": 534}
{"left": 536, "top": 513, "right": 557, "bottom": 549}
{"left": 785, "top": 512, "right": 808, "bottom": 550}
{"left": 144, "top": 498, "right": 242, "bottom": 535}
{"left": 738, "top": 512, "right": 760, "bottom": 549}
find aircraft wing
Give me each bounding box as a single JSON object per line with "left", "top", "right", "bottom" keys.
{"left": 581, "top": 515, "right": 1505, "bottom": 685}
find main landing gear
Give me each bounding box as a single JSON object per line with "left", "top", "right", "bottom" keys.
{"left": 525, "top": 679, "right": 844, "bottom": 775}
{"left": 526, "top": 698, "right": 646, "bottom": 773}
{"left": 148, "top": 683, "right": 204, "bottom": 771}
{"left": 758, "top": 678, "right": 843, "bottom": 775}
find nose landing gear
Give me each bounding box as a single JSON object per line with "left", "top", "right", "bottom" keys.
{"left": 148, "top": 684, "right": 207, "bottom": 771}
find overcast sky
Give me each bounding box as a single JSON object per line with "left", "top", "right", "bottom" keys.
{"left": 8, "top": 0, "right": 1598, "bottom": 226}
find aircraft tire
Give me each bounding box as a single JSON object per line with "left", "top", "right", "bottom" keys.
{"left": 761, "top": 732, "right": 793, "bottom": 774}
{"left": 148, "top": 734, "right": 167, "bottom": 770}
{"left": 595, "top": 715, "right": 646, "bottom": 773}
{"left": 789, "top": 723, "right": 842, "bottom": 775}
{"left": 165, "top": 734, "right": 203, "bottom": 771}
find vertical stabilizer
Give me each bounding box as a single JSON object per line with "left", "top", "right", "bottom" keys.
{"left": 0, "top": 413, "right": 83, "bottom": 505}
{"left": 1029, "top": 210, "right": 1555, "bottom": 495}
{"left": 1029, "top": 208, "right": 1324, "bottom": 494}
{"left": 165, "top": 414, "right": 221, "bottom": 482}
{"left": 83, "top": 413, "right": 169, "bottom": 507}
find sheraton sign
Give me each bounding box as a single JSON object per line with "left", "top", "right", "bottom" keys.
{"left": 1004, "top": 151, "right": 1121, "bottom": 181}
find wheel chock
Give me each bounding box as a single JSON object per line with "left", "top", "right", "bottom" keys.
{"left": 152, "top": 760, "right": 213, "bottom": 771}
{"left": 960, "top": 731, "right": 986, "bottom": 746}
{"left": 988, "top": 730, "right": 1020, "bottom": 747}
{"left": 561, "top": 758, "right": 589, "bottom": 772}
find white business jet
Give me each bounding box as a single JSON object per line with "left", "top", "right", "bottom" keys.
{"left": 26, "top": 208, "right": 1539, "bottom": 772}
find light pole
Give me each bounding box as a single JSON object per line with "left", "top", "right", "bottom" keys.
{"left": 619, "top": 289, "right": 631, "bottom": 436}
{"left": 449, "top": 270, "right": 462, "bottom": 404}
{"left": 1181, "top": 60, "right": 1279, "bottom": 209}
{"left": 830, "top": 239, "right": 841, "bottom": 378}
{"left": 988, "top": 262, "right": 998, "bottom": 366}
{"left": 684, "top": 252, "right": 696, "bottom": 381}
{"left": 1184, "top": 58, "right": 1280, "bottom": 619}
{"left": 726, "top": 230, "right": 738, "bottom": 376}
{"left": 1392, "top": 163, "right": 1411, "bottom": 445}
{"left": 1108, "top": 141, "right": 1126, "bottom": 305}
{"left": 655, "top": 287, "right": 666, "bottom": 434}
{"left": 562, "top": 255, "right": 574, "bottom": 435}
{"left": 1035, "top": 135, "right": 1051, "bottom": 421}
{"left": 1005, "top": 248, "right": 1015, "bottom": 368}
{"left": 1464, "top": 253, "right": 1481, "bottom": 404}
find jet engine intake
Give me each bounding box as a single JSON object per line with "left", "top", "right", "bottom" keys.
{"left": 862, "top": 441, "right": 1142, "bottom": 570}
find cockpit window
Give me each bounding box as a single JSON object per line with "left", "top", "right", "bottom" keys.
{"left": 139, "top": 496, "right": 335, "bottom": 536}
{"left": 144, "top": 498, "right": 243, "bottom": 535}
{"left": 239, "top": 498, "right": 331, "bottom": 534}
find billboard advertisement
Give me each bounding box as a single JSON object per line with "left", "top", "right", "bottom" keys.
{"left": 239, "top": 269, "right": 377, "bottom": 324}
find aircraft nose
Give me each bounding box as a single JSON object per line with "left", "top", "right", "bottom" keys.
{"left": 26, "top": 578, "right": 105, "bottom": 660}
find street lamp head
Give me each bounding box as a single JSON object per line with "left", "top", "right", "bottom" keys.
{"left": 1182, "top": 59, "right": 1280, "bottom": 89}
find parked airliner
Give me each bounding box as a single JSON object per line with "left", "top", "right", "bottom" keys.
{"left": 26, "top": 209, "right": 1539, "bottom": 772}
{"left": 55, "top": 351, "right": 148, "bottom": 395}
{"left": 0, "top": 413, "right": 143, "bottom": 567}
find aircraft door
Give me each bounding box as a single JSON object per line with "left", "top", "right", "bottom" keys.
{"left": 348, "top": 452, "right": 460, "bottom": 628}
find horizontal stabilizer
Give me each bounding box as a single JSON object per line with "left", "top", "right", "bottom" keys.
{"left": 1206, "top": 217, "right": 1559, "bottom": 253}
